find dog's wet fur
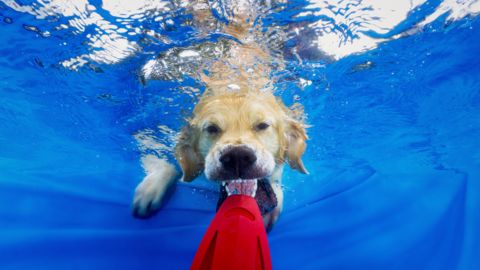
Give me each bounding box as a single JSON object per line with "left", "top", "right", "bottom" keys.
{"left": 132, "top": 0, "right": 308, "bottom": 230}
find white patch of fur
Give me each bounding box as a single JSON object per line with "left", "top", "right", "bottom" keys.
{"left": 204, "top": 144, "right": 224, "bottom": 179}
{"left": 257, "top": 148, "right": 276, "bottom": 176}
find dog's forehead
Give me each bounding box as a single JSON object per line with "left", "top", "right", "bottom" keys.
{"left": 206, "top": 93, "right": 279, "bottom": 111}
{"left": 194, "top": 93, "right": 283, "bottom": 121}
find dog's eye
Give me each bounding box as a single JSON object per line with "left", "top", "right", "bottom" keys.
{"left": 255, "top": 122, "right": 270, "bottom": 131}
{"left": 205, "top": 124, "right": 220, "bottom": 135}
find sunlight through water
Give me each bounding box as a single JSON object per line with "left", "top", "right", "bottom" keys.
{"left": 0, "top": 0, "right": 479, "bottom": 269}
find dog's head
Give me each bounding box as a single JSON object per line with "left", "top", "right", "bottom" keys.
{"left": 175, "top": 91, "right": 308, "bottom": 182}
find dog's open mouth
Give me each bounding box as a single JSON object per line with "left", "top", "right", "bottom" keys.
{"left": 217, "top": 178, "right": 277, "bottom": 216}
{"left": 223, "top": 179, "right": 258, "bottom": 197}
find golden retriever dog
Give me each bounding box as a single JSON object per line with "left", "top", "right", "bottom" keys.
{"left": 132, "top": 0, "right": 307, "bottom": 230}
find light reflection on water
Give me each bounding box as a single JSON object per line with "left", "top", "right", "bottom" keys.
{"left": 1, "top": 0, "right": 478, "bottom": 73}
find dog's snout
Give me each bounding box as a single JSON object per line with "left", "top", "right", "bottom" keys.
{"left": 219, "top": 146, "right": 257, "bottom": 175}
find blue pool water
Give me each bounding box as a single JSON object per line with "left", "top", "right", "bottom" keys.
{"left": 0, "top": 0, "right": 479, "bottom": 269}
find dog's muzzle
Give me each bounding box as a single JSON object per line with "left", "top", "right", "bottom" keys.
{"left": 206, "top": 145, "right": 278, "bottom": 215}
{"left": 220, "top": 145, "right": 256, "bottom": 175}
{"left": 216, "top": 145, "right": 264, "bottom": 180}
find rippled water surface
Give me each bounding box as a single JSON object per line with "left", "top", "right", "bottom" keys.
{"left": 0, "top": 0, "right": 479, "bottom": 269}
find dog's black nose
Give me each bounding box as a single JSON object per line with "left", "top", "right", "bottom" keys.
{"left": 220, "top": 146, "right": 257, "bottom": 176}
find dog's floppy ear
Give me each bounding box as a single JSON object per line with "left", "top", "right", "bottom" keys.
{"left": 175, "top": 124, "right": 204, "bottom": 182}
{"left": 285, "top": 119, "right": 309, "bottom": 174}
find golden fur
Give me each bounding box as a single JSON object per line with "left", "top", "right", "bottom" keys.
{"left": 176, "top": 90, "right": 308, "bottom": 182}
{"left": 132, "top": 0, "right": 307, "bottom": 229}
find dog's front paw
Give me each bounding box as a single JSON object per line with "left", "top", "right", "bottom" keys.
{"left": 132, "top": 174, "right": 166, "bottom": 218}
{"left": 132, "top": 156, "right": 178, "bottom": 218}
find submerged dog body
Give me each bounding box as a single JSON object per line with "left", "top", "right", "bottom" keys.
{"left": 132, "top": 1, "right": 307, "bottom": 230}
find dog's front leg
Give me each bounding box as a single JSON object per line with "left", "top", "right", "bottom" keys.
{"left": 132, "top": 154, "right": 178, "bottom": 218}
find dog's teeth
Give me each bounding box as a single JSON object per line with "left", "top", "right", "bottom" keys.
{"left": 250, "top": 180, "right": 258, "bottom": 197}
{"left": 224, "top": 179, "right": 259, "bottom": 197}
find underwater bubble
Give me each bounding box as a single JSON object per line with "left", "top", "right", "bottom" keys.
{"left": 3, "top": 17, "right": 13, "bottom": 24}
